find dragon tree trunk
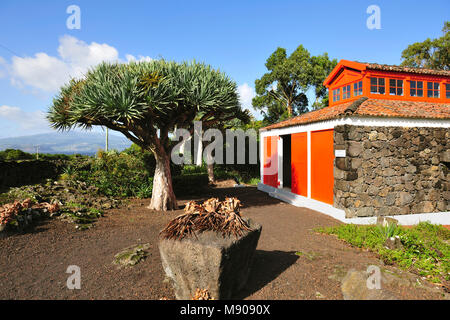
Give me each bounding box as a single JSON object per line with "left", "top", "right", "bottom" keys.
{"left": 148, "top": 148, "right": 177, "bottom": 211}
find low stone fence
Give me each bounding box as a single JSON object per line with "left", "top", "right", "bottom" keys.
{"left": 0, "top": 160, "right": 67, "bottom": 189}
{"left": 334, "top": 125, "right": 450, "bottom": 218}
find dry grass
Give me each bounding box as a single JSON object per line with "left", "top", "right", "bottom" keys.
{"left": 192, "top": 288, "right": 214, "bottom": 300}
{"left": 0, "top": 198, "right": 59, "bottom": 225}
{"left": 160, "top": 197, "right": 252, "bottom": 240}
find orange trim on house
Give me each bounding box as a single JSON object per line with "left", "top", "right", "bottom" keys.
{"left": 261, "top": 98, "right": 450, "bottom": 131}
{"left": 291, "top": 132, "right": 308, "bottom": 197}
{"left": 310, "top": 129, "right": 334, "bottom": 205}
{"left": 260, "top": 60, "right": 449, "bottom": 211}
{"left": 325, "top": 60, "right": 450, "bottom": 107}
{"left": 263, "top": 136, "right": 278, "bottom": 188}
{"left": 323, "top": 60, "right": 368, "bottom": 86}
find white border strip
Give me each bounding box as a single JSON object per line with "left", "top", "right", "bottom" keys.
{"left": 259, "top": 136, "right": 264, "bottom": 181}
{"left": 307, "top": 130, "right": 311, "bottom": 199}
{"left": 258, "top": 115, "right": 450, "bottom": 225}
{"left": 257, "top": 182, "right": 450, "bottom": 226}
{"left": 260, "top": 116, "right": 450, "bottom": 138}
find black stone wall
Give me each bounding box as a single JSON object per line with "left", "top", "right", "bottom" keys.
{"left": 0, "top": 160, "right": 66, "bottom": 189}
{"left": 333, "top": 125, "right": 450, "bottom": 218}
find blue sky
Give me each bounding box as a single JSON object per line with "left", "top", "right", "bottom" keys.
{"left": 0, "top": 0, "right": 448, "bottom": 138}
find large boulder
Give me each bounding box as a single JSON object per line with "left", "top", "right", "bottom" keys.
{"left": 159, "top": 219, "right": 262, "bottom": 300}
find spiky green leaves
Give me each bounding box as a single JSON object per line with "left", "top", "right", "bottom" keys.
{"left": 47, "top": 79, "right": 86, "bottom": 131}
{"left": 47, "top": 60, "right": 243, "bottom": 146}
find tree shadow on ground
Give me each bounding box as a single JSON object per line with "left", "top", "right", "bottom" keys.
{"left": 177, "top": 186, "right": 282, "bottom": 209}
{"left": 234, "top": 250, "right": 299, "bottom": 299}
{"left": 2, "top": 218, "right": 52, "bottom": 239}
{"left": 0, "top": 175, "right": 50, "bottom": 194}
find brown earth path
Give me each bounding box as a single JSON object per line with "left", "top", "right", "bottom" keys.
{"left": 0, "top": 183, "right": 447, "bottom": 300}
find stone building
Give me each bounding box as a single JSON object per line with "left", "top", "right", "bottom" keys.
{"left": 258, "top": 60, "right": 450, "bottom": 225}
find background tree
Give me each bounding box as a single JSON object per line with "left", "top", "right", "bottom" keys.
{"left": 206, "top": 112, "right": 251, "bottom": 183}
{"left": 190, "top": 109, "right": 251, "bottom": 184}
{"left": 401, "top": 21, "right": 449, "bottom": 70}
{"left": 252, "top": 45, "right": 337, "bottom": 123}
{"left": 310, "top": 95, "right": 329, "bottom": 110}
{"left": 48, "top": 60, "right": 247, "bottom": 211}
{"left": 309, "top": 53, "right": 337, "bottom": 110}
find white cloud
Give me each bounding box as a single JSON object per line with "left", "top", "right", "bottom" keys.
{"left": 57, "top": 35, "right": 119, "bottom": 77}
{"left": 10, "top": 53, "right": 72, "bottom": 92}
{"left": 0, "top": 56, "right": 6, "bottom": 78}
{"left": 237, "top": 83, "right": 262, "bottom": 119}
{"left": 6, "top": 35, "right": 152, "bottom": 93}
{"left": 125, "top": 54, "right": 153, "bottom": 63}
{"left": 237, "top": 83, "right": 256, "bottom": 109}
{"left": 9, "top": 35, "right": 119, "bottom": 92}
{"left": 0, "top": 105, "right": 50, "bottom": 133}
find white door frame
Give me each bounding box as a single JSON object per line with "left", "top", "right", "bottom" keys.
{"left": 277, "top": 136, "right": 283, "bottom": 188}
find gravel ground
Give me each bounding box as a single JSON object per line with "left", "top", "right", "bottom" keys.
{"left": 0, "top": 183, "right": 447, "bottom": 300}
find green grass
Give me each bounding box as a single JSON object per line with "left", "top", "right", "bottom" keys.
{"left": 181, "top": 164, "right": 208, "bottom": 175}
{"left": 317, "top": 222, "right": 450, "bottom": 283}
{"left": 243, "top": 177, "right": 260, "bottom": 186}
{"left": 60, "top": 201, "right": 104, "bottom": 229}
{"left": 181, "top": 164, "right": 260, "bottom": 185}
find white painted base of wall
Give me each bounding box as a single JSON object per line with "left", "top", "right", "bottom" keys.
{"left": 257, "top": 182, "right": 450, "bottom": 226}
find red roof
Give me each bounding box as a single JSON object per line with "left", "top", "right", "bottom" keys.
{"left": 323, "top": 60, "right": 450, "bottom": 86}
{"left": 260, "top": 97, "right": 450, "bottom": 131}
{"left": 363, "top": 62, "right": 450, "bottom": 77}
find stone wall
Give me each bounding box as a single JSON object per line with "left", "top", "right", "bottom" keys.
{"left": 334, "top": 125, "right": 450, "bottom": 218}
{"left": 0, "top": 160, "right": 66, "bottom": 189}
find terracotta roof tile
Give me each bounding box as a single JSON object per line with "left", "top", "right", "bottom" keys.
{"left": 260, "top": 98, "right": 450, "bottom": 131}
{"left": 362, "top": 62, "right": 450, "bottom": 77}
{"left": 354, "top": 99, "right": 450, "bottom": 119}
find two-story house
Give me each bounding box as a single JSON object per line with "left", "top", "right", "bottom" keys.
{"left": 258, "top": 60, "right": 450, "bottom": 225}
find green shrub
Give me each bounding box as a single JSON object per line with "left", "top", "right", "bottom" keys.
{"left": 318, "top": 222, "right": 450, "bottom": 282}
{"left": 123, "top": 143, "right": 182, "bottom": 176}
{"left": 215, "top": 163, "right": 260, "bottom": 183}
{"left": 53, "top": 143, "right": 259, "bottom": 199}
{"left": 215, "top": 167, "right": 260, "bottom": 185}
{"left": 181, "top": 164, "right": 208, "bottom": 175}
{"left": 376, "top": 223, "right": 402, "bottom": 241}
{"left": 0, "top": 149, "right": 33, "bottom": 161}
{"left": 66, "top": 150, "right": 153, "bottom": 198}
{"left": 64, "top": 148, "right": 190, "bottom": 198}
{"left": 35, "top": 153, "right": 71, "bottom": 160}
{"left": 244, "top": 177, "right": 260, "bottom": 186}
{"left": 135, "top": 179, "right": 153, "bottom": 198}
{"left": 173, "top": 173, "right": 209, "bottom": 195}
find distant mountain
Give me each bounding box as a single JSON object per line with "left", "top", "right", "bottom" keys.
{"left": 0, "top": 131, "right": 132, "bottom": 155}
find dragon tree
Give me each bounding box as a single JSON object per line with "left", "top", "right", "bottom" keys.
{"left": 48, "top": 60, "right": 248, "bottom": 211}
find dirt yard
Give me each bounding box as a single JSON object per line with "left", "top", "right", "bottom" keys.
{"left": 0, "top": 182, "right": 447, "bottom": 300}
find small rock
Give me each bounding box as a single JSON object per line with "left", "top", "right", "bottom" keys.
{"left": 114, "top": 243, "right": 151, "bottom": 267}
{"left": 368, "top": 131, "right": 378, "bottom": 141}
{"left": 384, "top": 236, "right": 403, "bottom": 250}
{"left": 341, "top": 269, "right": 397, "bottom": 300}
{"left": 376, "top": 216, "right": 398, "bottom": 227}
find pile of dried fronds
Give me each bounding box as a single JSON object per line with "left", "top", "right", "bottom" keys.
{"left": 0, "top": 198, "right": 60, "bottom": 226}
{"left": 160, "top": 197, "right": 252, "bottom": 240}
{"left": 192, "top": 288, "right": 214, "bottom": 300}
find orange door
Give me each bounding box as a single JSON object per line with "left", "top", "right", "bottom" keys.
{"left": 291, "top": 132, "right": 308, "bottom": 197}
{"left": 263, "top": 136, "right": 278, "bottom": 188}
{"left": 311, "top": 129, "right": 334, "bottom": 205}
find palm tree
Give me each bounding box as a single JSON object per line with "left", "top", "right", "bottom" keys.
{"left": 48, "top": 60, "right": 247, "bottom": 211}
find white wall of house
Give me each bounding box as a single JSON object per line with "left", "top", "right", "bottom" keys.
{"left": 259, "top": 115, "right": 450, "bottom": 225}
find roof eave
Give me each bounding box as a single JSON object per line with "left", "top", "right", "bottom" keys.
{"left": 323, "top": 60, "right": 367, "bottom": 87}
